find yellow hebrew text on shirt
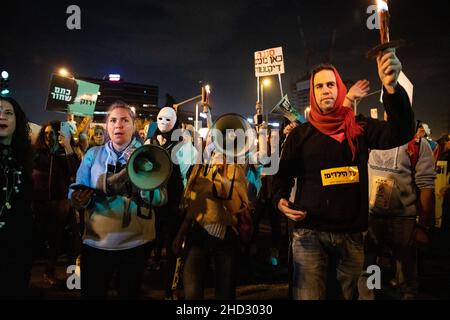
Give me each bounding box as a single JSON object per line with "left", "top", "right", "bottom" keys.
{"left": 320, "top": 166, "right": 359, "bottom": 186}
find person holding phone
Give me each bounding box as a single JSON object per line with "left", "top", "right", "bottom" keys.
{"left": 69, "top": 101, "right": 168, "bottom": 299}
{"left": 32, "top": 119, "right": 80, "bottom": 287}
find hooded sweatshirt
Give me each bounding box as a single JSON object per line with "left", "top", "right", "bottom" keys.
{"left": 368, "top": 138, "right": 436, "bottom": 217}
{"left": 273, "top": 84, "right": 415, "bottom": 233}
{"left": 69, "top": 138, "right": 166, "bottom": 250}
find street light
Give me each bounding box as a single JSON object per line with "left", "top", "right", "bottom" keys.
{"left": 1, "top": 70, "right": 10, "bottom": 96}
{"left": 261, "top": 78, "right": 271, "bottom": 106}
{"left": 59, "top": 68, "right": 69, "bottom": 77}
{"left": 173, "top": 84, "right": 211, "bottom": 110}
{"left": 58, "top": 67, "right": 75, "bottom": 79}
{"left": 56, "top": 67, "right": 76, "bottom": 122}
{"left": 173, "top": 84, "right": 212, "bottom": 131}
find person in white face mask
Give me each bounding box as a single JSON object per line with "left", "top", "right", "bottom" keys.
{"left": 150, "top": 106, "right": 185, "bottom": 299}
{"left": 156, "top": 107, "right": 177, "bottom": 140}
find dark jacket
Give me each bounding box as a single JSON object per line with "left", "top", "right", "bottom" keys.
{"left": 151, "top": 134, "right": 184, "bottom": 217}
{"left": 272, "top": 85, "right": 415, "bottom": 233}
{"left": 32, "top": 147, "right": 79, "bottom": 202}
{"left": 0, "top": 146, "right": 34, "bottom": 298}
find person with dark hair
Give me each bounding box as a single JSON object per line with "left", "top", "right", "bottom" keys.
{"left": 0, "top": 97, "right": 34, "bottom": 299}
{"left": 32, "top": 119, "right": 81, "bottom": 287}
{"left": 69, "top": 101, "right": 168, "bottom": 299}
{"left": 361, "top": 134, "right": 436, "bottom": 300}
{"left": 272, "top": 49, "right": 415, "bottom": 300}
{"left": 437, "top": 133, "right": 450, "bottom": 157}
{"left": 416, "top": 121, "right": 440, "bottom": 161}
{"left": 436, "top": 134, "right": 450, "bottom": 240}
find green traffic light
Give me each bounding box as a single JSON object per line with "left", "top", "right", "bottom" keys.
{"left": 1, "top": 88, "right": 10, "bottom": 95}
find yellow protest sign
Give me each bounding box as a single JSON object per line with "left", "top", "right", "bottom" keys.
{"left": 435, "top": 160, "right": 448, "bottom": 228}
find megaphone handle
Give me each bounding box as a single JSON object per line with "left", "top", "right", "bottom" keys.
{"left": 122, "top": 197, "right": 132, "bottom": 228}
{"left": 136, "top": 192, "right": 154, "bottom": 220}
{"left": 149, "top": 190, "right": 154, "bottom": 206}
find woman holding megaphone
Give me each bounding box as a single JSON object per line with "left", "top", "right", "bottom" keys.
{"left": 69, "top": 101, "right": 168, "bottom": 299}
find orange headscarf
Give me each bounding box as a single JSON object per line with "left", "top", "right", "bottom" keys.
{"left": 308, "top": 67, "right": 364, "bottom": 160}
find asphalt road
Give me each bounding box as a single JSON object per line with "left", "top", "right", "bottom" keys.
{"left": 25, "top": 224, "right": 450, "bottom": 300}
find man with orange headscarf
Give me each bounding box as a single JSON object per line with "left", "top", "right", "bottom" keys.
{"left": 273, "top": 49, "right": 415, "bottom": 300}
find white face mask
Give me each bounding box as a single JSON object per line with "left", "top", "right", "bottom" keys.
{"left": 422, "top": 123, "right": 431, "bottom": 136}
{"left": 157, "top": 107, "right": 177, "bottom": 133}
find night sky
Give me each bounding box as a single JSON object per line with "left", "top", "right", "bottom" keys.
{"left": 2, "top": 0, "right": 449, "bottom": 138}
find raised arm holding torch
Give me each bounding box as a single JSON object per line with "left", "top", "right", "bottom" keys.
{"left": 367, "top": 0, "right": 406, "bottom": 59}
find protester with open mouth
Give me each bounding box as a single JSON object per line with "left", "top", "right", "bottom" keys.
{"left": 0, "top": 96, "right": 34, "bottom": 299}
{"left": 69, "top": 101, "right": 168, "bottom": 299}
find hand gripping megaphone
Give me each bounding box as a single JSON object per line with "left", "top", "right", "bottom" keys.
{"left": 127, "top": 144, "right": 173, "bottom": 190}
{"left": 270, "top": 94, "right": 306, "bottom": 124}
{"left": 209, "top": 113, "right": 255, "bottom": 159}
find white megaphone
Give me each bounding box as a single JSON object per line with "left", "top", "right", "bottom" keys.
{"left": 209, "top": 113, "right": 255, "bottom": 158}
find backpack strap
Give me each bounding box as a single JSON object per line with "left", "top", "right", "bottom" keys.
{"left": 212, "top": 164, "right": 236, "bottom": 200}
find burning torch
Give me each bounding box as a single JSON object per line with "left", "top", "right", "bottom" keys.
{"left": 367, "top": 0, "right": 406, "bottom": 59}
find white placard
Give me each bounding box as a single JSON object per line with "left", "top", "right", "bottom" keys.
{"left": 398, "top": 71, "right": 413, "bottom": 106}
{"left": 379, "top": 71, "right": 413, "bottom": 106}
{"left": 255, "top": 47, "right": 285, "bottom": 77}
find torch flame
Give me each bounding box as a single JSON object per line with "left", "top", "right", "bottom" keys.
{"left": 377, "top": 0, "right": 389, "bottom": 13}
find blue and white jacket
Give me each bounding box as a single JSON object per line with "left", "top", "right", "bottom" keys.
{"left": 69, "top": 138, "right": 167, "bottom": 250}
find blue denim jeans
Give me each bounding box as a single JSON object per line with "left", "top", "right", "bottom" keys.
{"left": 183, "top": 226, "right": 238, "bottom": 300}
{"left": 291, "top": 228, "right": 364, "bottom": 300}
